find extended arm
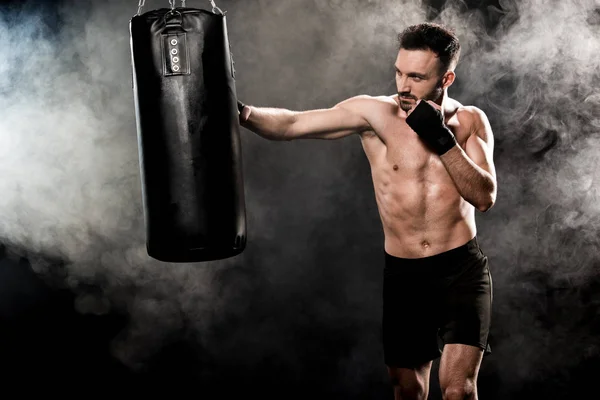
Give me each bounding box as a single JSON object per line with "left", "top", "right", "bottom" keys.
{"left": 237, "top": 96, "right": 374, "bottom": 141}
{"left": 439, "top": 108, "right": 497, "bottom": 212}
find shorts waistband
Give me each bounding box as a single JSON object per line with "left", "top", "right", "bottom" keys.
{"left": 385, "top": 236, "right": 481, "bottom": 270}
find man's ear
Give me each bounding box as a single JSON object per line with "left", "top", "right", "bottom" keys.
{"left": 442, "top": 70, "right": 456, "bottom": 89}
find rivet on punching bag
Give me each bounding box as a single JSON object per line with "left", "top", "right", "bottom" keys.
{"left": 129, "top": 0, "right": 246, "bottom": 263}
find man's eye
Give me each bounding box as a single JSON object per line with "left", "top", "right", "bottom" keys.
{"left": 413, "top": 77, "right": 422, "bottom": 81}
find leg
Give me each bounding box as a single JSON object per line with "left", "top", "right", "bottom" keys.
{"left": 438, "top": 244, "right": 492, "bottom": 400}
{"left": 439, "top": 344, "right": 484, "bottom": 400}
{"left": 382, "top": 251, "right": 445, "bottom": 400}
{"left": 387, "top": 361, "right": 433, "bottom": 400}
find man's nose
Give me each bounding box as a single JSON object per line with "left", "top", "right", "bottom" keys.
{"left": 398, "top": 77, "right": 410, "bottom": 93}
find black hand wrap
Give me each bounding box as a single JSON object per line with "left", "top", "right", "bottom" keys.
{"left": 405, "top": 101, "right": 457, "bottom": 155}
{"left": 237, "top": 100, "right": 246, "bottom": 113}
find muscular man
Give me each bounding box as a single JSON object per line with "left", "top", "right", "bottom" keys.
{"left": 238, "top": 22, "right": 496, "bottom": 400}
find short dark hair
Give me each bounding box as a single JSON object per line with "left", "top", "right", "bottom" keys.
{"left": 398, "top": 23, "right": 461, "bottom": 73}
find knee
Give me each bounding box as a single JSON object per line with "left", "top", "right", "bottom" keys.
{"left": 442, "top": 380, "right": 476, "bottom": 400}
{"left": 388, "top": 369, "right": 428, "bottom": 400}
{"left": 398, "top": 384, "right": 427, "bottom": 400}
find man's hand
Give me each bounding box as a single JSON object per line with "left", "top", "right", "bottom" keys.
{"left": 237, "top": 100, "right": 252, "bottom": 123}
{"left": 405, "top": 100, "right": 457, "bottom": 155}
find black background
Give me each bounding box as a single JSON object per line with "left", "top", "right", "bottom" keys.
{"left": 0, "top": 0, "right": 599, "bottom": 398}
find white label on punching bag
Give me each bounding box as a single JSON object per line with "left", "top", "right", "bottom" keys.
{"left": 162, "top": 33, "right": 190, "bottom": 76}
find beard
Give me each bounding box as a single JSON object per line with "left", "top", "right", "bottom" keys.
{"left": 398, "top": 97, "right": 415, "bottom": 112}
{"left": 398, "top": 78, "right": 444, "bottom": 112}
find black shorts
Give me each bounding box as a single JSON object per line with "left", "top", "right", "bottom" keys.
{"left": 382, "top": 236, "right": 492, "bottom": 368}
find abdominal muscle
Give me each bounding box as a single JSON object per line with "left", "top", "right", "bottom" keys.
{"left": 373, "top": 168, "right": 476, "bottom": 259}
{"left": 360, "top": 104, "right": 477, "bottom": 259}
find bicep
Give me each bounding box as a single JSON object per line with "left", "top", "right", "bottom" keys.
{"left": 465, "top": 108, "right": 496, "bottom": 179}
{"left": 286, "top": 96, "right": 373, "bottom": 140}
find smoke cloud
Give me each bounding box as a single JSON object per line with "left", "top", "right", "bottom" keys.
{"left": 0, "top": 0, "right": 598, "bottom": 397}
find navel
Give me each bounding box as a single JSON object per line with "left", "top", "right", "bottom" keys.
{"left": 421, "top": 240, "right": 430, "bottom": 248}
{"left": 393, "top": 164, "right": 399, "bottom": 171}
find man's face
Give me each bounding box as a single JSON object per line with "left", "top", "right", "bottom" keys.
{"left": 394, "top": 48, "right": 446, "bottom": 112}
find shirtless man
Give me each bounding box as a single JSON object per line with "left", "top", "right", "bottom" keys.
{"left": 237, "top": 23, "right": 496, "bottom": 400}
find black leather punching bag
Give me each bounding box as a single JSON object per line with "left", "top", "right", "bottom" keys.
{"left": 129, "top": 1, "right": 246, "bottom": 263}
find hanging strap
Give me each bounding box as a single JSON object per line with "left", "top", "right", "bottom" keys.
{"left": 136, "top": 0, "right": 224, "bottom": 16}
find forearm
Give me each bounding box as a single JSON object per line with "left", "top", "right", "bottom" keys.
{"left": 440, "top": 146, "right": 496, "bottom": 212}
{"left": 239, "top": 105, "right": 295, "bottom": 141}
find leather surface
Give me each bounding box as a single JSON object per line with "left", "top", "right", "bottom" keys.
{"left": 130, "top": 8, "right": 246, "bottom": 262}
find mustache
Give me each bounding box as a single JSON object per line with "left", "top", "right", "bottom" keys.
{"left": 398, "top": 93, "right": 417, "bottom": 100}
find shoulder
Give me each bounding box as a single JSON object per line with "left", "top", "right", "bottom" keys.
{"left": 375, "top": 94, "right": 401, "bottom": 109}
{"left": 455, "top": 104, "right": 489, "bottom": 124}
{"left": 455, "top": 104, "right": 493, "bottom": 140}
{"left": 335, "top": 94, "right": 398, "bottom": 119}
{"left": 336, "top": 94, "right": 397, "bottom": 108}
{"left": 456, "top": 104, "right": 489, "bottom": 120}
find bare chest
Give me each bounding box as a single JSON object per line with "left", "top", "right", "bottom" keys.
{"left": 361, "top": 115, "right": 468, "bottom": 177}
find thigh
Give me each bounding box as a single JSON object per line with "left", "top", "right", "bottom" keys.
{"left": 439, "top": 254, "right": 492, "bottom": 350}
{"left": 439, "top": 343, "right": 484, "bottom": 386}
{"left": 382, "top": 316, "right": 441, "bottom": 369}
{"left": 383, "top": 269, "right": 443, "bottom": 368}
{"left": 388, "top": 361, "right": 433, "bottom": 400}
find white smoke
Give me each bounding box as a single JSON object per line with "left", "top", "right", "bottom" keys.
{"left": 0, "top": 0, "right": 598, "bottom": 391}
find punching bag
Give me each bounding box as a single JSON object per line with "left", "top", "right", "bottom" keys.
{"left": 129, "top": 0, "right": 246, "bottom": 263}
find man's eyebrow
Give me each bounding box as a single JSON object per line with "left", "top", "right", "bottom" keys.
{"left": 395, "top": 67, "right": 427, "bottom": 78}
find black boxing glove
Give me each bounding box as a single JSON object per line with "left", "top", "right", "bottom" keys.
{"left": 405, "top": 100, "right": 457, "bottom": 155}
